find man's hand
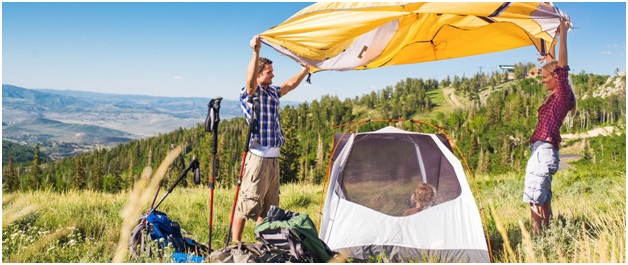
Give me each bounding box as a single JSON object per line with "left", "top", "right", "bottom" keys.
{"left": 250, "top": 35, "right": 261, "bottom": 53}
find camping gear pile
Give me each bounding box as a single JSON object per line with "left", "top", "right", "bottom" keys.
{"left": 128, "top": 96, "right": 335, "bottom": 263}
{"left": 208, "top": 206, "right": 335, "bottom": 263}
{"left": 130, "top": 203, "right": 333, "bottom": 263}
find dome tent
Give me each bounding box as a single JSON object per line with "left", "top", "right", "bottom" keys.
{"left": 319, "top": 125, "right": 490, "bottom": 262}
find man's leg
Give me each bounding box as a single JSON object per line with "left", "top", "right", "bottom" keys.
{"left": 231, "top": 217, "right": 246, "bottom": 242}
{"left": 233, "top": 153, "right": 262, "bottom": 243}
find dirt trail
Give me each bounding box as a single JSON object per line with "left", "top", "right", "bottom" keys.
{"left": 559, "top": 126, "right": 621, "bottom": 170}
{"left": 561, "top": 126, "right": 618, "bottom": 139}
{"left": 558, "top": 154, "right": 581, "bottom": 170}
{"left": 442, "top": 88, "right": 463, "bottom": 108}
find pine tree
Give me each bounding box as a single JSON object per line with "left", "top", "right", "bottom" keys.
{"left": 3, "top": 157, "right": 17, "bottom": 192}
{"left": 582, "top": 138, "right": 592, "bottom": 160}
{"left": 313, "top": 134, "right": 325, "bottom": 184}
{"left": 127, "top": 155, "right": 135, "bottom": 189}
{"left": 467, "top": 136, "right": 479, "bottom": 169}
{"left": 500, "top": 137, "right": 512, "bottom": 168}
{"left": 26, "top": 144, "right": 42, "bottom": 190}
{"left": 280, "top": 109, "right": 300, "bottom": 183}
{"left": 74, "top": 157, "right": 86, "bottom": 189}
{"left": 216, "top": 132, "right": 233, "bottom": 188}
{"left": 477, "top": 149, "right": 491, "bottom": 173}
{"left": 103, "top": 173, "right": 122, "bottom": 193}
{"left": 91, "top": 149, "right": 104, "bottom": 191}
{"left": 476, "top": 148, "right": 485, "bottom": 173}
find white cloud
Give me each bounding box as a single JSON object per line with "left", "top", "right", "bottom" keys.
{"left": 174, "top": 76, "right": 183, "bottom": 80}
{"left": 601, "top": 51, "right": 612, "bottom": 55}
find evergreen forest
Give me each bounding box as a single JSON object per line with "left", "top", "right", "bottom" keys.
{"left": 3, "top": 63, "right": 626, "bottom": 194}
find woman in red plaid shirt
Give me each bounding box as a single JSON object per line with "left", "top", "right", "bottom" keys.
{"left": 523, "top": 19, "right": 576, "bottom": 235}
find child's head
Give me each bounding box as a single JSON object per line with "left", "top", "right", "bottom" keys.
{"left": 411, "top": 182, "right": 436, "bottom": 208}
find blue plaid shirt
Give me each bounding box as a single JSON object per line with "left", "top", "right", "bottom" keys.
{"left": 240, "top": 85, "right": 285, "bottom": 148}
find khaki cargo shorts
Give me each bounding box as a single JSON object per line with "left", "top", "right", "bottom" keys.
{"left": 236, "top": 153, "right": 280, "bottom": 221}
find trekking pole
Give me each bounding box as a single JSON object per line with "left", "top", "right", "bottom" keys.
{"left": 149, "top": 156, "right": 200, "bottom": 214}
{"left": 225, "top": 95, "right": 259, "bottom": 246}
{"left": 149, "top": 144, "right": 183, "bottom": 210}
{"left": 204, "top": 96, "right": 223, "bottom": 250}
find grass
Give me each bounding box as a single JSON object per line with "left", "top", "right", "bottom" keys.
{"left": 416, "top": 88, "right": 455, "bottom": 121}
{"left": 2, "top": 139, "right": 625, "bottom": 262}
{"left": 475, "top": 159, "right": 625, "bottom": 263}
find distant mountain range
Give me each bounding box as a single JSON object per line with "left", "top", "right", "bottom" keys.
{"left": 2, "top": 84, "right": 249, "bottom": 159}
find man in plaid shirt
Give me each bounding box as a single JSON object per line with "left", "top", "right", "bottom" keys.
{"left": 231, "top": 35, "right": 310, "bottom": 242}
{"left": 523, "top": 19, "right": 576, "bottom": 235}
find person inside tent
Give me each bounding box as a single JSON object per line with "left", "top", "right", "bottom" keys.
{"left": 523, "top": 18, "right": 576, "bottom": 235}
{"left": 402, "top": 182, "right": 436, "bottom": 216}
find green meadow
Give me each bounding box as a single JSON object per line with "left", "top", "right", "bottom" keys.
{"left": 2, "top": 137, "right": 625, "bottom": 262}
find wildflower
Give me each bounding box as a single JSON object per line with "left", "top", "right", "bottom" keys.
{"left": 69, "top": 239, "right": 77, "bottom": 246}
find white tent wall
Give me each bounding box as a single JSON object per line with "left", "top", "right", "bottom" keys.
{"left": 319, "top": 127, "right": 490, "bottom": 262}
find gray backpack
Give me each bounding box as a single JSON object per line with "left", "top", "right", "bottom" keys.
{"left": 208, "top": 242, "right": 288, "bottom": 263}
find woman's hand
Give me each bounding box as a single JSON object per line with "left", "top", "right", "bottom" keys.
{"left": 537, "top": 53, "right": 554, "bottom": 64}
{"left": 557, "top": 19, "right": 570, "bottom": 36}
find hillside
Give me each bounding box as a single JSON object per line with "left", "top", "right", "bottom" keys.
{"left": 2, "top": 140, "right": 51, "bottom": 165}
{"left": 2, "top": 85, "right": 243, "bottom": 159}
{"left": 2, "top": 85, "right": 311, "bottom": 160}
{"left": 2, "top": 67, "right": 624, "bottom": 195}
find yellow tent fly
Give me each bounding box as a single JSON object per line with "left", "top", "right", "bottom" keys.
{"left": 260, "top": 2, "right": 572, "bottom": 73}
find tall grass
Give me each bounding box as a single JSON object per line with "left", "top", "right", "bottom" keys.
{"left": 2, "top": 150, "right": 624, "bottom": 262}
{"left": 477, "top": 161, "right": 625, "bottom": 263}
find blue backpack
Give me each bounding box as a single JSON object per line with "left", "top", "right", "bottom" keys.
{"left": 129, "top": 210, "right": 209, "bottom": 262}
{"left": 146, "top": 211, "right": 185, "bottom": 251}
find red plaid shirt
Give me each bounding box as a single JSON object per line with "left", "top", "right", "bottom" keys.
{"left": 530, "top": 66, "right": 576, "bottom": 150}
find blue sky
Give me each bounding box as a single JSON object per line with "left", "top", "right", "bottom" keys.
{"left": 2, "top": 2, "right": 626, "bottom": 102}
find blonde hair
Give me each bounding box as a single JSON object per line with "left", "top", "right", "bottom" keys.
{"left": 541, "top": 61, "right": 558, "bottom": 73}
{"left": 541, "top": 61, "right": 577, "bottom": 116}
{"left": 411, "top": 182, "right": 436, "bottom": 208}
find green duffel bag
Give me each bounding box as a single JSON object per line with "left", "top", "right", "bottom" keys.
{"left": 254, "top": 206, "right": 335, "bottom": 263}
